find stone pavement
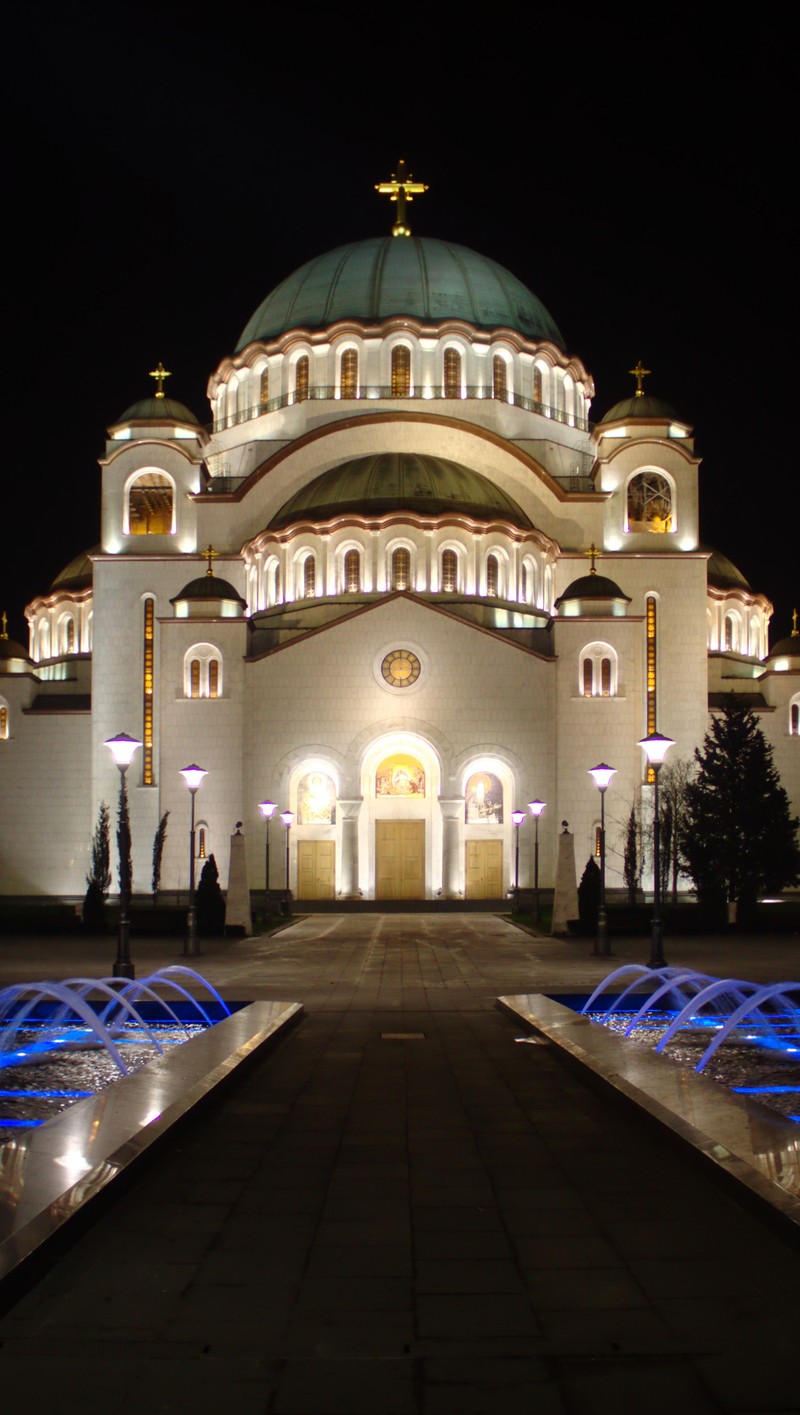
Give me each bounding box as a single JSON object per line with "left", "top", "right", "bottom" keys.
{"left": 1, "top": 914, "right": 799, "bottom": 1414}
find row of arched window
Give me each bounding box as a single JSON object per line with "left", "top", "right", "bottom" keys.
{"left": 214, "top": 343, "right": 589, "bottom": 427}
{"left": 707, "top": 606, "right": 768, "bottom": 658}
{"left": 29, "top": 610, "right": 92, "bottom": 663}
{"left": 247, "top": 542, "right": 555, "bottom": 610}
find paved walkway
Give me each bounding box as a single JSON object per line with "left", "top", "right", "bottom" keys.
{"left": 1, "top": 916, "right": 799, "bottom": 1413}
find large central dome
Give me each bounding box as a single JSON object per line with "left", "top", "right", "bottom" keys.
{"left": 237, "top": 238, "right": 564, "bottom": 351}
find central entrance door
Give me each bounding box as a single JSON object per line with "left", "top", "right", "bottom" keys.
{"left": 297, "top": 841, "right": 336, "bottom": 899}
{"left": 465, "top": 840, "right": 503, "bottom": 899}
{"left": 375, "top": 821, "right": 425, "bottom": 899}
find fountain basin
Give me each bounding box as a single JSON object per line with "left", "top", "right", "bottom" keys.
{"left": 0, "top": 997, "right": 302, "bottom": 1289}
{"left": 498, "top": 992, "right": 800, "bottom": 1245}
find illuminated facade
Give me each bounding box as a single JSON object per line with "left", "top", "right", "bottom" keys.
{"left": 1, "top": 229, "right": 798, "bottom": 901}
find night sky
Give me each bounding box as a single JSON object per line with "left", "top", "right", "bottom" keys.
{"left": 3, "top": 8, "right": 794, "bottom": 646}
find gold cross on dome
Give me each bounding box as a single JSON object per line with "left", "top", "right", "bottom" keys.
{"left": 1, "top": 611, "right": 7, "bottom": 639}
{"left": 149, "top": 361, "right": 172, "bottom": 399}
{"left": 203, "top": 544, "right": 218, "bottom": 577}
{"left": 629, "top": 360, "right": 651, "bottom": 397}
{"left": 792, "top": 607, "right": 798, "bottom": 636}
{"left": 375, "top": 159, "right": 428, "bottom": 237}
{"left": 586, "top": 543, "right": 599, "bottom": 575}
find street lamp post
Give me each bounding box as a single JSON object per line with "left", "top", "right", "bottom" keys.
{"left": 528, "top": 799, "right": 545, "bottom": 926}
{"left": 105, "top": 732, "right": 142, "bottom": 979}
{"left": 588, "top": 764, "right": 616, "bottom": 956}
{"left": 638, "top": 731, "right": 675, "bottom": 969}
{"left": 180, "top": 764, "right": 208, "bottom": 956}
{"left": 280, "top": 810, "right": 294, "bottom": 916}
{"left": 511, "top": 809, "right": 526, "bottom": 912}
{"left": 258, "top": 800, "right": 277, "bottom": 930}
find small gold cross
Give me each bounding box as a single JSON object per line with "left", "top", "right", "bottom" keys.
{"left": 586, "top": 543, "right": 599, "bottom": 574}
{"left": 629, "top": 360, "right": 651, "bottom": 397}
{"left": 149, "top": 361, "right": 172, "bottom": 398}
{"left": 203, "top": 544, "right": 219, "bottom": 577}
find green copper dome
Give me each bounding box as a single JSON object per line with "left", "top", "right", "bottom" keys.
{"left": 272, "top": 453, "right": 532, "bottom": 530}
{"left": 237, "top": 238, "right": 564, "bottom": 350}
{"left": 600, "top": 394, "right": 678, "bottom": 424}
{"left": 115, "top": 396, "right": 200, "bottom": 426}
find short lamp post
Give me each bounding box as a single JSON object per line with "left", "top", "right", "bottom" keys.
{"left": 258, "top": 800, "right": 277, "bottom": 930}
{"left": 105, "top": 732, "right": 142, "bottom": 979}
{"left": 280, "top": 810, "right": 294, "bottom": 916}
{"left": 511, "top": 809, "right": 526, "bottom": 912}
{"left": 180, "top": 764, "right": 208, "bottom": 956}
{"left": 528, "top": 799, "right": 545, "bottom": 926}
{"left": 638, "top": 731, "right": 675, "bottom": 970}
{"left": 589, "top": 763, "right": 616, "bottom": 957}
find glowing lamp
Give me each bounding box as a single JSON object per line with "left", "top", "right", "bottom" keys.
{"left": 588, "top": 763, "right": 616, "bottom": 793}
{"left": 105, "top": 732, "right": 142, "bottom": 769}
{"left": 180, "top": 764, "right": 208, "bottom": 793}
{"left": 259, "top": 800, "right": 277, "bottom": 820}
{"left": 638, "top": 732, "right": 675, "bottom": 769}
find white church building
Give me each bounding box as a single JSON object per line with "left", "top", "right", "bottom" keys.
{"left": 2, "top": 182, "right": 799, "bottom": 903}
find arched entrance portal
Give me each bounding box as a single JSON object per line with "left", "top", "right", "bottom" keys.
{"left": 360, "top": 733, "right": 442, "bottom": 899}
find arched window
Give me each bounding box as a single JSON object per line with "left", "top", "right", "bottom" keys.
{"left": 627, "top": 472, "right": 672, "bottom": 533}
{"left": 236, "top": 379, "right": 248, "bottom": 417}
{"left": 295, "top": 355, "right": 309, "bottom": 403}
{"left": 790, "top": 696, "right": 800, "bottom": 735}
{"left": 198, "top": 826, "right": 207, "bottom": 859}
{"left": 485, "top": 554, "right": 499, "bottom": 597}
{"left": 303, "top": 556, "right": 316, "bottom": 598}
{"left": 724, "top": 613, "right": 737, "bottom": 652}
{"left": 391, "top": 548, "right": 411, "bottom": 590}
{"left": 341, "top": 349, "right": 358, "bottom": 399}
{"left": 580, "top": 643, "right": 618, "bottom": 697}
{"left": 749, "top": 616, "right": 761, "bottom": 657}
{"left": 0, "top": 700, "right": 8, "bottom": 741}
{"left": 392, "top": 345, "right": 411, "bottom": 397}
{"left": 444, "top": 348, "right": 462, "bottom": 398}
{"left": 184, "top": 645, "right": 223, "bottom": 700}
{"left": 265, "top": 558, "right": 281, "bottom": 606}
{"left": 260, "top": 368, "right": 270, "bottom": 409}
{"left": 441, "top": 549, "right": 458, "bottom": 592}
{"left": 344, "top": 549, "right": 361, "bottom": 592}
{"left": 129, "top": 472, "right": 174, "bottom": 535}
{"left": 533, "top": 365, "right": 544, "bottom": 406}
{"left": 492, "top": 355, "right": 507, "bottom": 401}
{"left": 60, "top": 617, "right": 75, "bottom": 654}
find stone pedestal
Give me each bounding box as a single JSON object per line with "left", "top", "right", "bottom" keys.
{"left": 339, "top": 798, "right": 362, "bottom": 897}
{"left": 225, "top": 830, "right": 252, "bottom": 934}
{"left": 440, "top": 799, "right": 463, "bottom": 899}
{"left": 551, "top": 828, "right": 578, "bottom": 935}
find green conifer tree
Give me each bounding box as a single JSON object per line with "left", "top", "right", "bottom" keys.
{"left": 682, "top": 698, "right": 800, "bottom": 914}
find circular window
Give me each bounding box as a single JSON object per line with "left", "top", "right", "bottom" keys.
{"left": 381, "top": 648, "right": 421, "bottom": 689}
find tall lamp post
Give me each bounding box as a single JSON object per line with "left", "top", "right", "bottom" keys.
{"left": 258, "top": 800, "right": 277, "bottom": 930}
{"left": 589, "top": 764, "right": 616, "bottom": 956}
{"left": 638, "top": 731, "right": 675, "bottom": 969}
{"left": 105, "top": 732, "right": 142, "bottom": 979}
{"left": 180, "top": 764, "right": 207, "bottom": 956}
{"left": 528, "top": 799, "right": 545, "bottom": 926}
{"left": 511, "top": 809, "right": 526, "bottom": 912}
{"left": 280, "top": 810, "right": 294, "bottom": 916}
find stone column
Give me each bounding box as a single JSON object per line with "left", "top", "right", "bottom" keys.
{"left": 439, "top": 798, "right": 463, "bottom": 899}
{"left": 338, "top": 798, "right": 362, "bottom": 897}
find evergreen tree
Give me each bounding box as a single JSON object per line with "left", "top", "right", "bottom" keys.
{"left": 151, "top": 810, "right": 170, "bottom": 903}
{"left": 623, "top": 805, "right": 640, "bottom": 905}
{"left": 577, "top": 856, "right": 601, "bottom": 934}
{"left": 117, "top": 775, "right": 133, "bottom": 904}
{"left": 682, "top": 698, "right": 800, "bottom": 913}
{"left": 659, "top": 758, "right": 692, "bottom": 905}
{"left": 197, "top": 853, "right": 225, "bottom": 936}
{"left": 83, "top": 801, "right": 112, "bottom": 932}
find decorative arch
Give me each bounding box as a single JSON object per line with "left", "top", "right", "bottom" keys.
{"left": 391, "top": 343, "right": 412, "bottom": 397}
{"left": 626, "top": 469, "right": 674, "bottom": 534}
{"left": 184, "top": 644, "right": 223, "bottom": 699}
{"left": 294, "top": 354, "right": 310, "bottom": 403}
{"left": 579, "top": 642, "right": 618, "bottom": 697}
{"left": 443, "top": 346, "right": 463, "bottom": 398}
{"left": 126, "top": 469, "right": 175, "bottom": 535}
{"left": 339, "top": 347, "right": 359, "bottom": 400}
{"left": 492, "top": 354, "right": 509, "bottom": 401}
{"left": 440, "top": 546, "right": 460, "bottom": 593}
{"left": 790, "top": 694, "right": 800, "bottom": 736}
{"left": 388, "top": 540, "right": 416, "bottom": 591}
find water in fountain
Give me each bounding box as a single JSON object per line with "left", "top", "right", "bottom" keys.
{"left": 0, "top": 967, "right": 232, "bottom": 1136}
{"left": 580, "top": 966, "right": 800, "bottom": 1123}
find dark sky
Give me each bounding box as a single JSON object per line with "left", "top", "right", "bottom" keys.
{"left": 3, "top": 7, "right": 795, "bottom": 645}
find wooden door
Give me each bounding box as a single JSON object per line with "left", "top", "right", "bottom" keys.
{"left": 297, "top": 841, "right": 335, "bottom": 899}
{"left": 465, "top": 840, "right": 503, "bottom": 899}
{"left": 375, "top": 821, "right": 425, "bottom": 899}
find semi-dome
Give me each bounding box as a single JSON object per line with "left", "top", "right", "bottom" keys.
{"left": 705, "top": 548, "right": 752, "bottom": 593}
{"left": 600, "top": 394, "right": 678, "bottom": 424}
{"left": 237, "top": 237, "right": 564, "bottom": 351}
{"left": 171, "top": 574, "right": 246, "bottom": 608}
{"left": 115, "top": 396, "right": 200, "bottom": 426}
{"left": 555, "top": 572, "right": 631, "bottom": 618}
{"left": 51, "top": 547, "right": 96, "bottom": 593}
{"left": 271, "top": 453, "right": 533, "bottom": 530}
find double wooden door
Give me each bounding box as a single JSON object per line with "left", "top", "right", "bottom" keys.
{"left": 375, "top": 821, "right": 425, "bottom": 899}
{"left": 465, "top": 840, "right": 503, "bottom": 899}
{"left": 297, "top": 841, "right": 335, "bottom": 899}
